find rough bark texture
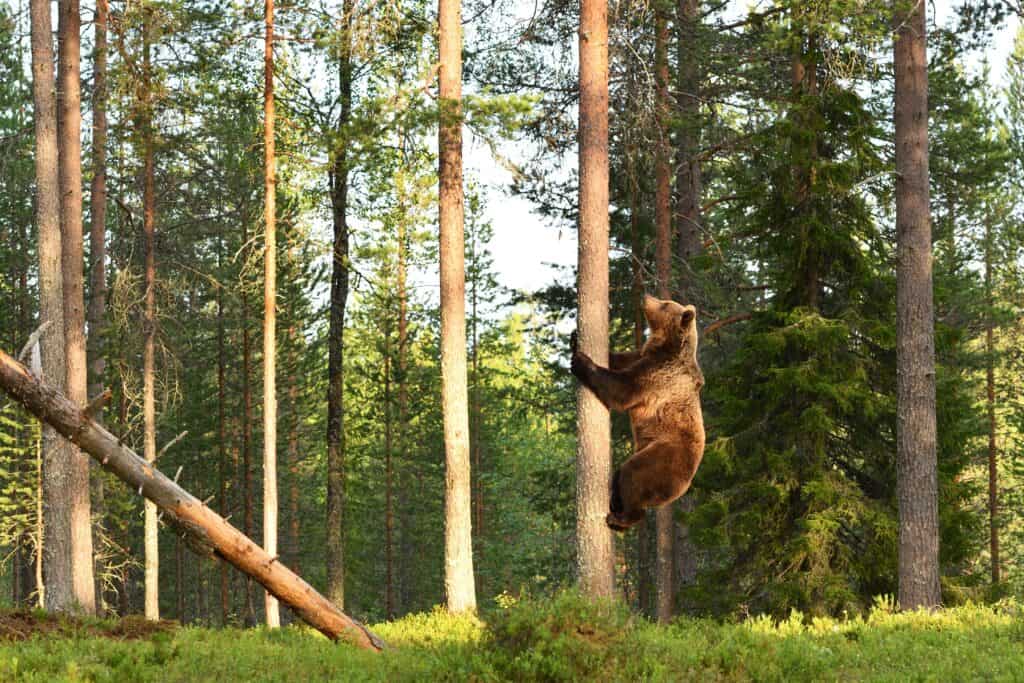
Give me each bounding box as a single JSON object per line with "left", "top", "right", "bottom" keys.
{"left": 654, "top": 7, "right": 674, "bottom": 624}
{"left": 438, "top": 0, "right": 477, "bottom": 613}
{"left": 141, "top": 30, "right": 159, "bottom": 621}
{"left": 675, "top": 0, "right": 702, "bottom": 264}
{"left": 58, "top": 0, "right": 96, "bottom": 615}
{"left": 31, "top": 0, "right": 68, "bottom": 613}
{"left": 894, "top": 0, "right": 941, "bottom": 610}
{"left": 0, "top": 349, "right": 385, "bottom": 650}
{"left": 383, "top": 319, "right": 395, "bottom": 619}
{"left": 576, "top": 0, "right": 615, "bottom": 598}
{"left": 216, "top": 277, "right": 229, "bottom": 624}
{"left": 396, "top": 222, "right": 409, "bottom": 617}
{"left": 326, "top": 0, "right": 353, "bottom": 609}
{"left": 262, "top": 0, "right": 280, "bottom": 628}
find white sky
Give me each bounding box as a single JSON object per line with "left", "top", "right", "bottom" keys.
{"left": 473, "top": 1, "right": 1021, "bottom": 298}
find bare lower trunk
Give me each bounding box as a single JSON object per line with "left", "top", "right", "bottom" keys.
{"left": 87, "top": 0, "right": 110, "bottom": 616}
{"left": 0, "top": 349, "right": 385, "bottom": 650}
{"left": 141, "top": 29, "right": 159, "bottom": 620}
{"left": 216, "top": 275, "right": 229, "bottom": 625}
{"left": 894, "top": 0, "right": 941, "bottom": 610}
{"left": 439, "top": 0, "right": 477, "bottom": 612}
{"left": 326, "top": 0, "right": 353, "bottom": 609}
{"left": 654, "top": 7, "right": 674, "bottom": 624}
{"left": 262, "top": 0, "right": 280, "bottom": 628}
{"left": 395, "top": 220, "right": 409, "bottom": 616}
{"left": 30, "top": 0, "right": 67, "bottom": 613}
{"left": 576, "top": 0, "right": 614, "bottom": 598}
{"left": 241, "top": 233, "right": 255, "bottom": 625}
{"left": 383, "top": 320, "right": 395, "bottom": 619}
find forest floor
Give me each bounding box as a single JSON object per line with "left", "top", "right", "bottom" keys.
{"left": 1, "top": 591, "right": 1022, "bottom": 681}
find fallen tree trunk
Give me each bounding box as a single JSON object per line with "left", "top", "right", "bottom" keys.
{"left": 0, "top": 348, "right": 384, "bottom": 651}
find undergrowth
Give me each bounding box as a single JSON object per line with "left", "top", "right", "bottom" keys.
{"left": 1, "top": 591, "right": 1022, "bottom": 681}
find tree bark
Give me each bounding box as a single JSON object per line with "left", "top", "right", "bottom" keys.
{"left": 326, "top": 0, "right": 354, "bottom": 610}
{"left": 56, "top": 0, "right": 96, "bottom": 615}
{"left": 383, "top": 314, "right": 395, "bottom": 619}
{"left": 653, "top": 5, "right": 675, "bottom": 624}
{"left": 216, "top": 267, "right": 230, "bottom": 625}
{"left": 894, "top": 0, "right": 941, "bottom": 610}
{"left": 140, "top": 25, "right": 160, "bottom": 621}
{"left": 438, "top": 0, "right": 477, "bottom": 613}
{"left": 395, "top": 214, "right": 409, "bottom": 617}
{"left": 576, "top": 0, "right": 614, "bottom": 598}
{"left": 32, "top": 0, "right": 69, "bottom": 613}
{"left": 88, "top": 0, "right": 110, "bottom": 615}
{"left": 675, "top": 0, "right": 702, "bottom": 264}
{"left": 241, "top": 225, "right": 256, "bottom": 625}
{"left": 0, "top": 349, "right": 385, "bottom": 650}
{"left": 262, "top": 0, "right": 280, "bottom": 628}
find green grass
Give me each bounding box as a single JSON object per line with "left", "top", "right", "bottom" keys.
{"left": 2, "top": 592, "right": 1023, "bottom": 681}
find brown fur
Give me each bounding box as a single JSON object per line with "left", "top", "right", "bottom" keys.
{"left": 571, "top": 295, "right": 705, "bottom": 531}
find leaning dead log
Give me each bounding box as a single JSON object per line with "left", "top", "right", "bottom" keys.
{"left": 0, "top": 348, "right": 384, "bottom": 651}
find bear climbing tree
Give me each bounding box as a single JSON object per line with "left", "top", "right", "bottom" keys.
{"left": 0, "top": 347, "right": 384, "bottom": 651}
{"left": 570, "top": 295, "right": 706, "bottom": 531}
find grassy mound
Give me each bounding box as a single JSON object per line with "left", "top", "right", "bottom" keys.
{"left": 1, "top": 593, "right": 1022, "bottom": 681}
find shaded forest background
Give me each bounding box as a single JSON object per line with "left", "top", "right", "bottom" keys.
{"left": 2, "top": 0, "right": 1024, "bottom": 625}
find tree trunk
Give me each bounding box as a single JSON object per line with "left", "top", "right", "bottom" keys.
{"left": 141, "top": 25, "right": 160, "bottom": 621}
{"left": 894, "top": 0, "right": 941, "bottom": 610}
{"left": 241, "top": 224, "right": 256, "bottom": 625}
{"left": 0, "top": 349, "right": 385, "bottom": 650}
{"left": 653, "top": 6, "right": 674, "bottom": 624}
{"left": 395, "top": 215, "right": 409, "bottom": 617}
{"left": 383, "top": 315, "right": 395, "bottom": 619}
{"left": 984, "top": 216, "right": 999, "bottom": 585}
{"left": 216, "top": 268, "right": 230, "bottom": 625}
{"left": 438, "top": 0, "right": 477, "bottom": 613}
{"left": 326, "top": 0, "right": 354, "bottom": 610}
{"left": 576, "top": 0, "right": 614, "bottom": 598}
{"left": 675, "top": 0, "right": 702, "bottom": 264}
{"left": 88, "top": 0, "right": 110, "bottom": 616}
{"left": 262, "top": 0, "right": 280, "bottom": 628}
{"left": 32, "top": 0, "right": 68, "bottom": 613}
{"left": 286, "top": 327, "right": 301, "bottom": 590}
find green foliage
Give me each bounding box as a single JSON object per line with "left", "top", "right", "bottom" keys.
{"left": 2, "top": 593, "right": 1024, "bottom": 681}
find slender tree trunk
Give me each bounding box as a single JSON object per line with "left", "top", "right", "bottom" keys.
{"left": 675, "top": 0, "right": 702, "bottom": 264}
{"left": 470, "top": 228, "right": 483, "bottom": 540}
{"left": 576, "top": 0, "right": 614, "bottom": 598}
{"left": 894, "top": 0, "right": 941, "bottom": 610}
{"left": 241, "top": 225, "right": 256, "bottom": 625}
{"left": 286, "top": 329, "right": 301, "bottom": 582}
{"left": 88, "top": 0, "right": 110, "bottom": 615}
{"left": 395, "top": 215, "right": 409, "bottom": 617}
{"left": 326, "top": 0, "right": 354, "bottom": 609}
{"left": 175, "top": 533, "right": 184, "bottom": 620}
{"left": 984, "top": 217, "right": 1000, "bottom": 584}
{"left": 141, "top": 27, "right": 159, "bottom": 621}
{"left": 216, "top": 270, "right": 229, "bottom": 625}
{"left": 438, "top": 0, "right": 477, "bottom": 613}
{"left": 383, "top": 317, "right": 395, "bottom": 619}
{"left": 653, "top": 6, "right": 674, "bottom": 624}
{"left": 629, "top": 158, "right": 651, "bottom": 615}
{"left": 262, "top": 0, "right": 280, "bottom": 628}
{"left": 32, "top": 0, "right": 69, "bottom": 613}
{"left": 27, "top": 0, "right": 64, "bottom": 610}
{"left": 673, "top": 0, "right": 703, "bottom": 606}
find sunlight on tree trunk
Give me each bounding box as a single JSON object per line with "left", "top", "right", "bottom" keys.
{"left": 894, "top": 0, "right": 941, "bottom": 611}
{"left": 576, "top": 0, "right": 614, "bottom": 599}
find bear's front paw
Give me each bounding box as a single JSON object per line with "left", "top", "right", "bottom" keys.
{"left": 569, "top": 330, "right": 578, "bottom": 354}
{"left": 605, "top": 513, "right": 629, "bottom": 533}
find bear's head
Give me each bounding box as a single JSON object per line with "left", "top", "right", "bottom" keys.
{"left": 642, "top": 294, "right": 698, "bottom": 360}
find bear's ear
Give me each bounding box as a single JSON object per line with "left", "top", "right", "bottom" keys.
{"left": 680, "top": 310, "right": 695, "bottom": 327}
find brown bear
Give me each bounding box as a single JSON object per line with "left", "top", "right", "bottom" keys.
{"left": 570, "top": 294, "right": 705, "bottom": 531}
